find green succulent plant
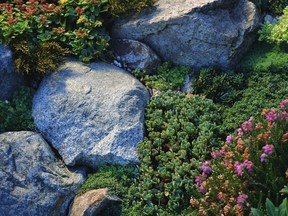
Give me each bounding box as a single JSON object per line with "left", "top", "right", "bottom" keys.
{"left": 126, "top": 92, "right": 222, "bottom": 215}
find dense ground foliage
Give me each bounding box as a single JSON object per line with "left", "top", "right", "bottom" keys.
{"left": 124, "top": 93, "right": 221, "bottom": 215}
{"left": 0, "top": 86, "right": 35, "bottom": 132}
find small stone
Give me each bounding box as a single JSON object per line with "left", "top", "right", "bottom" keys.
{"left": 110, "top": 39, "right": 161, "bottom": 74}
{"left": 69, "top": 188, "right": 122, "bottom": 216}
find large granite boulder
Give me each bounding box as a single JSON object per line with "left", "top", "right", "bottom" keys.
{"left": 0, "top": 131, "right": 86, "bottom": 216}
{"left": 112, "top": 0, "right": 262, "bottom": 69}
{"left": 0, "top": 44, "right": 25, "bottom": 100}
{"left": 32, "top": 59, "right": 150, "bottom": 169}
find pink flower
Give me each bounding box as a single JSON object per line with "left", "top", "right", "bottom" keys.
{"left": 263, "top": 144, "right": 274, "bottom": 156}
{"left": 211, "top": 150, "right": 221, "bottom": 159}
{"left": 265, "top": 110, "right": 277, "bottom": 122}
{"left": 237, "top": 194, "right": 249, "bottom": 208}
{"left": 243, "top": 160, "right": 253, "bottom": 173}
{"left": 195, "top": 176, "right": 202, "bottom": 185}
{"left": 280, "top": 99, "right": 288, "bottom": 109}
{"left": 220, "top": 149, "right": 226, "bottom": 156}
{"left": 199, "top": 185, "right": 206, "bottom": 193}
{"left": 201, "top": 161, "right": 212, "bottom": 175}
{"left": 238, "top": 128, "right": 244, "bottom": 137}
{"left": 226, "top": 135, "right": 233, "bottom": 144}
{"left": 241, "top": 117, "right": 253, "bottom": 133}
{"left": 260, "top": 153, "right": 267, "bottom": 163}
{"left": 234, "top": 161, "right": 243, "bottom": 176}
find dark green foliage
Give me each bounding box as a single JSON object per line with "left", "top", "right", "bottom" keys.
{"left": 0, "top": 86, "right": 35, "bottom": 132}
{"left": 78, "top": 164, "right": 137, "bottom": 216}
{"left": 126, "top": 92, "right": 222, "bottom": 215}
{"left": 237, "top": 42, "right": 288, "bottom": 73}
{"left": 221, "top": 71, "right": 288, "bottom": 133}
{"left": 12, "top": 40, "right": 70, "bottom": 75}
{"left": 251, "top": 198, "right": 288, "bottom": 216}
{"left": 143, "top": 62, "right": 190, "bottom": 91}
{"left": 78, "top": 164, "right": 136, "bottom": 196}
{"left": 265, "top": 0, "right": 288, "bottom": 16}
{"left": 219, "top": 42, "right": 288, "bottom": 133}
{"left": 192, "top": 68, "right": 244, "bottom": 105}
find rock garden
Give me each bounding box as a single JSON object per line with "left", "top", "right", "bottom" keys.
{"left": 0, "top": 0, "right": 288, "bottom": 215}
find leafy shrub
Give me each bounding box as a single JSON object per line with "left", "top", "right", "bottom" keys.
{"left": 106, "top": 0, "right": 155, "bottom": 17}
{"left": 126, "top": 92, "right": 222, "bottom": 215}
{"left": 141, "top": 62, "right": 190, "bottom": 91}
{"left": 191, "top": 101, "right": 288, "bottom": 215}
{"left": 192, "top": 68, "right": 244, "bottom": 105}
{"left": 0, "top": 0, "right": 110, "bottom": 62}
{"left": 0, "top": 86, "right": 35, "bottom": 132}
{"left": 12, "top": 40, "right": 70, "bottom": 75}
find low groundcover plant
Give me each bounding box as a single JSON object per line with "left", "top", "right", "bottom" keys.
{"left": 190, "top": 99, "right": 288, "bottom": 216}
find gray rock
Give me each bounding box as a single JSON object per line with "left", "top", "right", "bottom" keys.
{"left": 69, "top": 188, "right": 121, "bottom": 216}
{"left": 0, "top": 131, "right": 86, "bottom": 216}
{"left": 0, "top": 44, "right": 25, "bottom": 100}
{"left": 32, "top": 59, "right": 150, "bottom": 169}
{"left": 110, "top": 39, "right": 161, "bottom": 74}
{"left": 181, "top": 75, "right": 193, "bottom": 94}
{"left": 263, "top": 14, "right": 278, "bottom": 24}
{"left": 112, "top": 0, "right": 261, "bottom": 69}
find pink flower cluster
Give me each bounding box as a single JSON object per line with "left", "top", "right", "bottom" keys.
{"left": 195, "top": 173, "right": 208, "bottom": 194}
{"left": 265, "top": 109, "right": 277, "bottom": 122}
{"left": 201, "top": 160, "right": 212, "bottom": 175}
{"left": 264, "top": 100, "right": 288, "bottom": 123}
{"left": 211, "top": 149, "right": 226, "bottom": 159}
{"left": 280, "top": 99, "right": 288, "bottom": 109}
{"left": 260, "top": 144, "right": 274, "bottom": 163}
{"left": 241, "top": 117, "right": 254, "bottom": 133}
{"left": 237, "top": 194, "right": 249, "bottom": 209}
{"left": 226, "top": 135, "right": 233, "bottom": 144}
{"left": 234, "top": 160, "right": 253, "bottom": 176}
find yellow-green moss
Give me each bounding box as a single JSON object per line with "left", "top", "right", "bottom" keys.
{"left": 12, "top": 40, "right": 71, "bottom": 75}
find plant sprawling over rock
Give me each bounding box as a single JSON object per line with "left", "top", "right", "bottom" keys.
{"left": 126, "top": 92, "right": 222, "bottom": 215}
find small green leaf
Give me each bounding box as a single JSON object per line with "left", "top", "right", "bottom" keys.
{"left": 279, "top": 198, "right": 288, "bottom": 216}
{"left": 251, "top": 208, "right": 264, "bottom": 216}
{"left": 266, "top": 198, "right": 277, "bottom": 216}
